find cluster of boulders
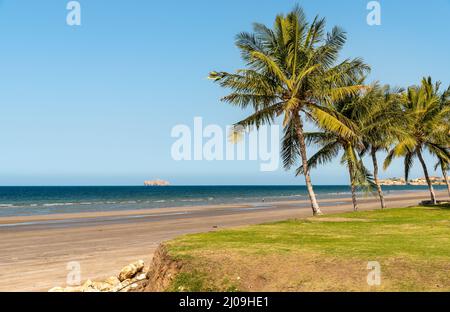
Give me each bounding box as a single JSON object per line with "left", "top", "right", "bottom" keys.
{"left": 49, "top": 260, "right": 148, "bottom": 292}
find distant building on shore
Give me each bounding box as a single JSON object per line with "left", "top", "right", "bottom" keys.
{"left": 378, "top": 177, "right": 406, "bottom": 186}
{"left": 379, "top": 177, "right": 449, "bottom": 186}
{"left": 408, "top": 177, "right": 448, "bottom": 186}
{"left": 144, "top": 180, "right": 170, "bottom": 186}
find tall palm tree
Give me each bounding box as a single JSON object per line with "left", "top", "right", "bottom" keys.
{"left": 359, "top": 84, "right": 404, "bottom": 209}
{"left": 384, "top": 77, "right": 450, "bottom": 205}
{"left": 209, "top": 6, "right": 369, "bottom": 215}
{"left": 297, "top": 89, "right": 375, "bottom": 211}
{"left": 435, "top": 85, "right": 450, "bottom": 197}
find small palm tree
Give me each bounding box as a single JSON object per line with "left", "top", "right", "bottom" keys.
{"left": 359, "top": 84, "right": 405, "bottom": 209}
{"left": 297, "top": 89, "right": 375, "bottom": 211}
{"left": 209, "top": 6, "right": 369, "bottom": 215}
{"left": 436, "top": 158, "right": 450, "bottom": 197}
{"left": 384, "top": 77, "right": 450, "bottom": 204}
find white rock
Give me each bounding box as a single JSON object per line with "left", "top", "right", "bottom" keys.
{"left": 118, "top": 260, "right": 145, "bottom": 281}
{"left": 136, "top": 273, "right": 147, "bottom": 281}
{"left": 83, "top": 279, "right": 94, "bottom": 288}
{"left": 92, "top": 281, "right": 113, "bottom": 291}
{"left": 104, "top": 276, "right": 121, "bottom": 286}
{"left": 134, "top": 260, "right": 145, "bottom": 272}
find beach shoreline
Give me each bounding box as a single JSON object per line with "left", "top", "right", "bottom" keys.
{"left": 0, "top": 190, "right": 447, "bottom": 292}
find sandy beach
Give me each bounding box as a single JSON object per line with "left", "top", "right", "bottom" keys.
{"left": 0, "top": 190, "right": 446, "bottom": 292}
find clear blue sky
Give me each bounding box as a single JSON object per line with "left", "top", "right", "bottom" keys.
{"left": 0, "top": 0, "right": 449, "bottom": 186}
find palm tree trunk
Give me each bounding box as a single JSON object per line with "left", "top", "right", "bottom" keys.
{"left": 441, "top": 163, "right": 450, "bottom": 198}
{"left": 294, "top": 115, "right": 322, "bottom": 216}
{"left": 348, "top": 160, "right": 359, "bottom": 211}
{"left": 417, "top": 149, "right": 437, "bottom": 204}
{"left": 371, "top": 147, "right": 386, "bottom": 209}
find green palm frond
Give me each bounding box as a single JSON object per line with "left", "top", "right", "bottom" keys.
{"left": 282, "top": 121, "right": 300, "bottom": 169}
{"left": 404, "top": 151, "right": 415, "bottom": 182}
{"left": 234, "top": 102, "right": 285, "bottom": 129}
{"left": 250, "top": 51, "right": 291, "bottom": 87}
{"left": 296, "top": 141, "right": 340, "bottom": 175}
{"left": 307, "top": 103, "right": 359, "bottom": 140}
{"left": 312, "top": 26, "right": 347, "bottom": 68}
{"left": 354, "top": 159, "right": 377, "bottom": 194}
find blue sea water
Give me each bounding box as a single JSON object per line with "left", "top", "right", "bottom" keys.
{"left": 0, "top": 185, "right": 445, "bottom": 217}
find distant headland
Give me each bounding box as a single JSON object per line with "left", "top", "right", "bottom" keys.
{"left": 144, "top": 180, "right": 170, "bottom": 187}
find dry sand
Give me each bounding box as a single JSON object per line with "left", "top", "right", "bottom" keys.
{"left": 0, "top": 190, "right": 446, "bottom": 292}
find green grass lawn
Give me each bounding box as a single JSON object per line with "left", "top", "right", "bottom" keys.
{"left": 163, "top": 205, "right": 450, "bottom": 292}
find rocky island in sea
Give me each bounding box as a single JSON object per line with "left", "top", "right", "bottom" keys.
{"left": 144, "top": 179, "right": 170, "bottom": 186}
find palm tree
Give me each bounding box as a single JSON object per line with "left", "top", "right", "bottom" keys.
{"left": 209, "top": 6, "right": 369, "bottom": 215}
{"left": 297, "top": 88, "right": 375, "bottom": 212}
{"left": 384, "top": 77, "right": 450, "bottom": 205}
{"left": 436, "top": 158, "right": 450, "bottom": 197}
{"left": 435, "top": 85, "right": 450, "bottom": 197}
{"left": 359, "top": 84, "right": 404, "bottom": 209}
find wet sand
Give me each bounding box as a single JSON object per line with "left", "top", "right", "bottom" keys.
{"left": 0, "top": 190, "right": 445, "bottom": 292}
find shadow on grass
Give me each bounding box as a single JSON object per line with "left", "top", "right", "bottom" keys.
{"left": 423, "top": 203, "right": 450, "bottom": 210}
